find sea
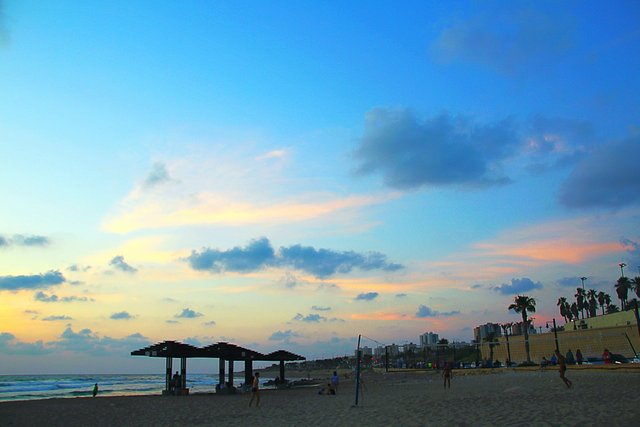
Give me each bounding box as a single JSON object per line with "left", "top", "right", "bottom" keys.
{"left": 0, "top": 373, "right": 280, "bottom": 402}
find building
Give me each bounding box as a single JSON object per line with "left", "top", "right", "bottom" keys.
{"left": 474, "top": 322, "right": 502, "bottom": 342}
{"left": 355, "top": 346, "right": 373, "bottom": 357}
{"left": 419, "top": 332, "right": 439, "bottom": 348}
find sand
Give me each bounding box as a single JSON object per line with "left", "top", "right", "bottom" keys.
{"left": 2, "top": 368, "right": 640, "bottom": 426}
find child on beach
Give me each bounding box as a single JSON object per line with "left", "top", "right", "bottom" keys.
{"left": 442, "top": 363, "right": 452, "bottom": 389}
{"left": 555, "top": 349, "right": 572, "bottom": 389}
{"left": 249, "top": 372, "right": 260, "bottom": 407}
{"left": 330, "top": 371, "right": 339, "bottom": 394}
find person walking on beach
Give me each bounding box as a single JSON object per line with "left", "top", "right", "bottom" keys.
{"left": 576, "top": 349, "right": 583, "bottom": 365}
{"left": 249, "top": 372, "right": 260, "bottom": 407}
{"left": 92, "top": 383, "right": 98, "bottom": 397}
{"left": 555, "top": 349, "right": 572, "bottom": 388}
{"left": 442, "top": 362, "right": 452, "bottom": 389}
{"left": 331, "top": 371, "right": 339, "bottom": 394}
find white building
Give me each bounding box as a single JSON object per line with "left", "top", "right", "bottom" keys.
{"left": 419, "top": 332, "right": 439, "bottom": 348}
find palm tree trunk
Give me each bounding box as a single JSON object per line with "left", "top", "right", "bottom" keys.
{"left": 522, "top": 314, "right": 531, "bottom": 363}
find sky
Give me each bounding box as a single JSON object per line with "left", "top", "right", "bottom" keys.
{"left": 1, "top": 0, "right": 639, "bottom": 374}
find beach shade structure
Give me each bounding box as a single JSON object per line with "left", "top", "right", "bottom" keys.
{"left": 202, "top": 342, "right": 266, "bottom": 391}
{"left": 259, "top": 350, "right": 306, "bottom": 384}
{"left": 131, "top": 340, "right": 205, "bottom": 394}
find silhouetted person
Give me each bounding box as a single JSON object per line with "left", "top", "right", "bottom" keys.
{"left": 555, "top": 349, "right": 572, "bottom": 388}
{"left": 442, "top": 362, "right": 452, "bottom": 389}
{"left": 249, "top": 372, "right": 260, "bottom": 407}
{"left": 92, "top": 383, "right": 98, "bottom": 397}
{"left": 576, "top": 349, "right": 583, "bottom": 365}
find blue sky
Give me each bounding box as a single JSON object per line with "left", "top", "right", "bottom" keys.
{"left": 1, "top": 0, "right": 639, "bottom": 374}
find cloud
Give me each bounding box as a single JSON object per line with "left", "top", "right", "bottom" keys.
{"left": 175, "top": 308, "right": 203, "bottom": 319}
{"left": 0, "top": 333, "right": 51, "bottom": 355}
{"left": 354, "top": 292, "right": 379, "bottom": 301}
{"left": 54, "top": 326, "right": 150, "bottom": 355}
{"left": 34, "top": 291, "right": 92, "bottom": 303}
{"left": 203, "top": 320, "right": 216, "bottom": 327}
{"left": 293, "top": 313, "right": 325, "bottom": 323}
{"left": 187, "top": 238, "right": 275, "bottom": 273}
{"left": 0, "top": 270, "right": 65, "bottom": 291}
{"left": 493, "top": 277, "right": 543, "bottom": 295}
{"left": 187, "top": 237, "right": 402, "bottom": 279}
{"left": 311, "top": 306, "right": 331, "bottom": 311}
{"left": 395, "top": 293, "right": 407, "bottom": 298}
{"left": 556, "top": 277, "right": 585, "bottom": 288}
{"left": 415, "top": 305, "right": 460, "bottom": 318}
{"left": 524, "top": 115, "right": 593, "bottom": 173}
{"left": 166, "top": 320, "right": 179, "bottom": 324}
{"left": 430, "top": 6, "right": 573, "bottom": 75}
{"left": 144, "top": 162, "right": 172, "bottom": 188}
{"left": 42, "top": 315, "right": 73, "bottom": 321}
{"left": 268, "top": 330, "right": 301, "bottom": 343}
{"left": 109, "top": 256, "right": 138, "bottom": 273}
{"left": 559, "top": 136, "right": 640, "bottom": 209}
{"left": 621, "top": 238, "right": 640, "bottom": 270}
{"left": 0, "top": 234, "right": 51, "bottom": 248}
{"left": 353, "top": 109, "right": 518, "bottom": 190}
{"left": 278, "top": 244, "right": 403, "bottom": 279}
{"left": 110, "top": 311, "right": 134, "bottom": 320}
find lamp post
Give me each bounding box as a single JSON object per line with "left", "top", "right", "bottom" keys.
{"left": 619, "top": 262, "right": 627, "bottom": 277}
{"left": 546, "top": 319, "right": 560, "bottom": 353}
{"left": 580, "top": 277, "right": 587, "bottom": 291}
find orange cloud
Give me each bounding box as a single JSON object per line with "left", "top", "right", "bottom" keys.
{"left": 351, "top": 312, "right": 409, "bottom": 321}
{"left": 474, "top": 240, "right": 624, "bottom": 264}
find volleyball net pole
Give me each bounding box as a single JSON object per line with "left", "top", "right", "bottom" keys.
{"left": 354, "top": 334, "right": 362, "bottom": 406}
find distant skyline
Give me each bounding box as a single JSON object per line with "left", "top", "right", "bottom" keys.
{"left": 1, "top": 0, "right": 639, "bottom": 374}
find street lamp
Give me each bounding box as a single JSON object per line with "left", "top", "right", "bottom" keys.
{"left": 580, "top": 277, "right": 587, "bottom": 291}
{"left": 619, "top": 262, "right": 627, "bottom": 277}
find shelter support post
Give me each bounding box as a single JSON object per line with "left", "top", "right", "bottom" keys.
{"left": 279, "top": 360, "right": 285, "bottom": 383}
{"left": 165, "top": 357, "right": 173, "bottom": 392}
{"left": 244, "top": 360, "right": 253, "bottom": 387}
{"left": 228, "top": 360, "right": 234, "bottom": 387}
{"left": 219, "top": 358, "right": 225, "bottom": 386}
{"left": 180, "top": 357, "right": 187, "bottom": 389}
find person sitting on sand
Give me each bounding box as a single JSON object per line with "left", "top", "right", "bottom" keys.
{"left": 603, "top": 348, "right": 612, "bottom": 364}
{"left": 540, "top": 357, "right": 549, "bottom": 369}
{"left": 249, "top": 372, "right": 260, "bottom": 407}
{"left": 442, "top": 362, "right": 452, "bottom": 389}
{"left": 576, "top": 349, "right": 583, "bottom": 365}
{"left": 565, "top": 349, "right": 575, "bottom": 365}
{"left": 555, "top": 349, "right": 572, "bottom": 388}
{"left": 92, "top": 383, "right": 98, "bottom": 397}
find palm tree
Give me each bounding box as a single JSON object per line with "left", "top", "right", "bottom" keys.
{"left": 631, "top": 276, "right": 640, "bottom": 299}
{"left": 604, "top": 293, "right": 612, "bottom": 313}
{"left": 607, "top": 303, "right": 620, "bottom": 314}
{"left": 570, "top": 302, "right": 579, "bottom": 321}
{"left": 597, "top": 291, "right": 607, "bottom": 315}
{"left": 508, "top": 295, "right": 536, "bottom": 363}
{"left": 483, "top": 332, "right": 499, "bottom": 366}
{"left": 575, "top": 288, "right": 586, "bottom": 319}
{"left": 587, "top": 289, "right": 598, "bottom": 317}
{"left": 615, "top": 277, "right": 631, "bottom": 310}
{"left": 557, "top": 297, "right": 569, "bottom": 323}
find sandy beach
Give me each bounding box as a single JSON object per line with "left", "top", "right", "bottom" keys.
{"left": 2, "top": 368, "right": 640, "bottom": 426}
